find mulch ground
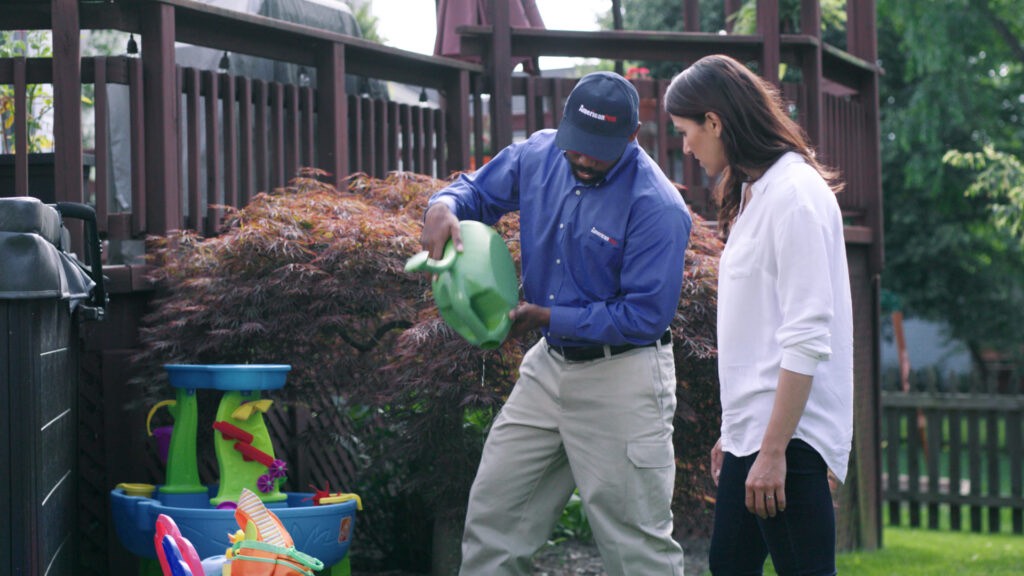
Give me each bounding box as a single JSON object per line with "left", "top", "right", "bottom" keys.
{"left": 355, "top": 537, "right": 710, "bottom": 575}
{"left": 531, "top": 537, "right": 710, "bottom": 576}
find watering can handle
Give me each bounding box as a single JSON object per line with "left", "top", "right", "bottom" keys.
{"left": 404, "top": 240, "right": 458, "bottom": 274}
{"left": 459, "top": 294, "right": 507, "bottom": 344}
{"left": 147, "top": 399, "right": 177, "bottom": 436}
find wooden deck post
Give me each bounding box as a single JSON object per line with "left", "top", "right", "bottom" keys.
{"left": 848, "top": 0, "right": 883, "bottom": 276}
{"left": 48, "top": 0, "right": 85, "bottom": 256}
{"left": 683, "top": 0, "right": 700, "bottom": 32}
{"left": 757, "top": 0, "right": 780, "bottom": 85}
{"left": 316, "top": 43, "right": 347, "bottom": 188}
{"left": 443, "top": 70, "right": 471, "bottom": 175}
{"left": 12, "top": 57, "right": 28, "bottom": 196}
{"left": 800, "top": 0, "right": 823, "bottom": 149}
{"left": 488, "top": 0, "right": 513, "bottom": 152}
{"left": 52, "top": 0, "right": 83, "bottom": 207}
{"left": 848, "top": 0, "right": 884, "bottom": 550}
{"left": 141, "top": 2, "right": 181, "bottom": 235}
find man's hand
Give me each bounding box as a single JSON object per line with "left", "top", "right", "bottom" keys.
{"left": 508, "top": 302, "right": 550, "bottom": 339}
{"left": 421, "top": 203, "right": 463, "bottom": 259}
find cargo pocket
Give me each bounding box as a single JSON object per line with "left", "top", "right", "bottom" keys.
{"left": 625, "top": 440, "right": 675, "bottom": 526}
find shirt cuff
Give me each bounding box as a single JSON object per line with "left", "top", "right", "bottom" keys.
{"left": 547, "top": 305, "right": 580, "bottom": 340}
{"left": 780, "top": 349, "right": 824, "bottom": 376}
{"left": 427, "top": 196, "right": 458, "bottom": 217}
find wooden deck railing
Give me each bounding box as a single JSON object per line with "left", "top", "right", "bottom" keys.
{"left": 2, "top": 60, "right": 876, "bottom": 242}
{"left": 2, "top": 56, "right": 451, "bottom": 243}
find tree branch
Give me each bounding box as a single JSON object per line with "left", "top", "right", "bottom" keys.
{"left": 972, "top": 0, "right": 1024, "bottom": 65}
{"left": 338, "top": 320, "right": 414, "bottom": 352}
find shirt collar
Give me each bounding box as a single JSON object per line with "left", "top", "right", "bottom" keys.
{"left": 750, "top": 151, "right": 805, "bottom": 196}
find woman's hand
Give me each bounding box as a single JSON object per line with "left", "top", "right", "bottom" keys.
{"left": 745, "top": 450, "right": 787, "bottom": 518}
{"left": 710, "top": 438, "right": 724, "bottom": 486}
{"left": 744, "top": 369, "right": 812, "bottom": 518}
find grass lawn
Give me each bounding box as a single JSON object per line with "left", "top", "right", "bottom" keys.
{"left": 757, "top": 527, "right": 1024, "bottom": 575}
{"left": 885, "top": 501, "right": 1023, "bottom": 533}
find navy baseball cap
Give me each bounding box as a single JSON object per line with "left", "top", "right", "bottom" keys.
{"left": 556, "top": 71, "right": 640, "bottom": 163}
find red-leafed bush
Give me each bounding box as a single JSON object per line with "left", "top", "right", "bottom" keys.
{"left": 133, "top": 169, "right": 721, "bottom": 571}
{"left": 670, "top": 206, "right": 723, "bottom": 539}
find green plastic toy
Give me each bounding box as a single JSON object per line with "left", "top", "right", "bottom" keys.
{"left": 157, "top": 365, "right": 291, "bottom": 506}
{"left": 210, "top": 391, "right": 287, "bottom": 506}
{"left": 159, "top": 389, "right": 206, "bottom": 497}
{"left": 405, "top": 220, "right": 519, "bottom": 349}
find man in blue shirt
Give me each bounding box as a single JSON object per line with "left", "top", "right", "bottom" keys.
{"left": 421, "top": 71, "right": 691, "bottom": 575}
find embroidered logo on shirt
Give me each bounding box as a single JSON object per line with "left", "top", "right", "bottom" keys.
{"left": 590, "top": 226, "right": 619, "bottom": 246}
{"left": 578, "top": 104, "right": 617, "bottom": 123}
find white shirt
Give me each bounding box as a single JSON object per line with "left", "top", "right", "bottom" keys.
{"left": 717, "top": 152, "right": 854, "bottom": 482}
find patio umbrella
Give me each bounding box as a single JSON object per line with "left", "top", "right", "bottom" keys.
{"left": 434, "top": 0, "right": 544, "bottom": 71}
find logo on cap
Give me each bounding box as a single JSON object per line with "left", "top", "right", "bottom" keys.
{"left": 578, "top": 104, "right": 617, "bottom": 123}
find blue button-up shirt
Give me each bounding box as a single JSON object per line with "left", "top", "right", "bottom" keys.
{"left": 429, "top": 129, "right": 691, "bottom": 347}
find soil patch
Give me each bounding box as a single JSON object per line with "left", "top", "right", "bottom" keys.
{"left": 354, "top": 537, "right": 710, "bottom": 575}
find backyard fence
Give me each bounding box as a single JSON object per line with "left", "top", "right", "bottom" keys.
{"left": 882, "top": 367, "right": 1024, "bottom": 534}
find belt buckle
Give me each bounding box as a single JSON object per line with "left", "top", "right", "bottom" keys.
{"left": 548, "top": 342, "right": 594, "bottom": 362}
{"left": 547, "top": 343, "right": 569, "bottom": 361}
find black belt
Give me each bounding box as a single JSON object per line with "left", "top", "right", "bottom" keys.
{"left": 547, "top": 331, "right": 672, "bottom": 362}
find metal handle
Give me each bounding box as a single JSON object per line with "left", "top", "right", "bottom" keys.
{"left": 55, "top": 202, "right": 107, "bottom": 319}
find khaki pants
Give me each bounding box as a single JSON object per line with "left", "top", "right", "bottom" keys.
{"left": 459, "top": 339, "right": 685, "bottom": 576}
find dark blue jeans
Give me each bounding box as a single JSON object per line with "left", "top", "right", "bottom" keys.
{"left": 708, "top": 439, "right": 837, "bottom": 576}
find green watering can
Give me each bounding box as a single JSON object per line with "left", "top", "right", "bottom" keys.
{"left": 405, "top": 220, "right": 519, "bottom": 349}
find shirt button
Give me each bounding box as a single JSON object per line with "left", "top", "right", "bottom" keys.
{"left": 575, "top": 190, "right": 581, "bottom": 196}
{"left": 548, "top": 294, "right": 554, "bottom": 300}
{"left": 556, "top": 258, "right": 561, "bottom": 265}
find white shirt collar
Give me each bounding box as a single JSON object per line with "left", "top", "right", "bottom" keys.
{"left": 750, "top": 151, "right": 806, "bottom": 196}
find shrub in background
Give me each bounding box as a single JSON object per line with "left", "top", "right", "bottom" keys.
{"left": 670, "top": 203, "right": 722, "bottom": 538}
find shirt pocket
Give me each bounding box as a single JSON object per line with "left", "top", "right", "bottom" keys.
{"left": 722, "top": 236, "right": 759, "bottom": 279}
{"left": 572, "top": 233, "right": 622, "bottom": 293}
{"left": 581, "top": 228, "right": 618, "bottom": 264}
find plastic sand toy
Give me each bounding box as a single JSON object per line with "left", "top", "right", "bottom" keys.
{"left": 111, "top": 365, "right": 361, "bottom": 575}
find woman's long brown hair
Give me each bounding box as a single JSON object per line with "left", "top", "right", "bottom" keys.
{"left": 664, "top": 54, "right": 842, "bottom": 239}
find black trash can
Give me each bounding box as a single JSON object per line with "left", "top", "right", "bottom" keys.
{"left": 0, "top": 197, "right": 106, "bottom": 575}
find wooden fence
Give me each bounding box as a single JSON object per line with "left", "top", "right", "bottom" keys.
{"left": 882, "top": 368, "right": 1024, "bottom": 534}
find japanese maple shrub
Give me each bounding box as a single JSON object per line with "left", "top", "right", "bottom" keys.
{"left": 134, "top": 169, "right": 722, "bottom": 570}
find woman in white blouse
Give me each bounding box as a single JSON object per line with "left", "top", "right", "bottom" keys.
{"left": 665, "top": 54, "right": 853, "bottom": 576}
